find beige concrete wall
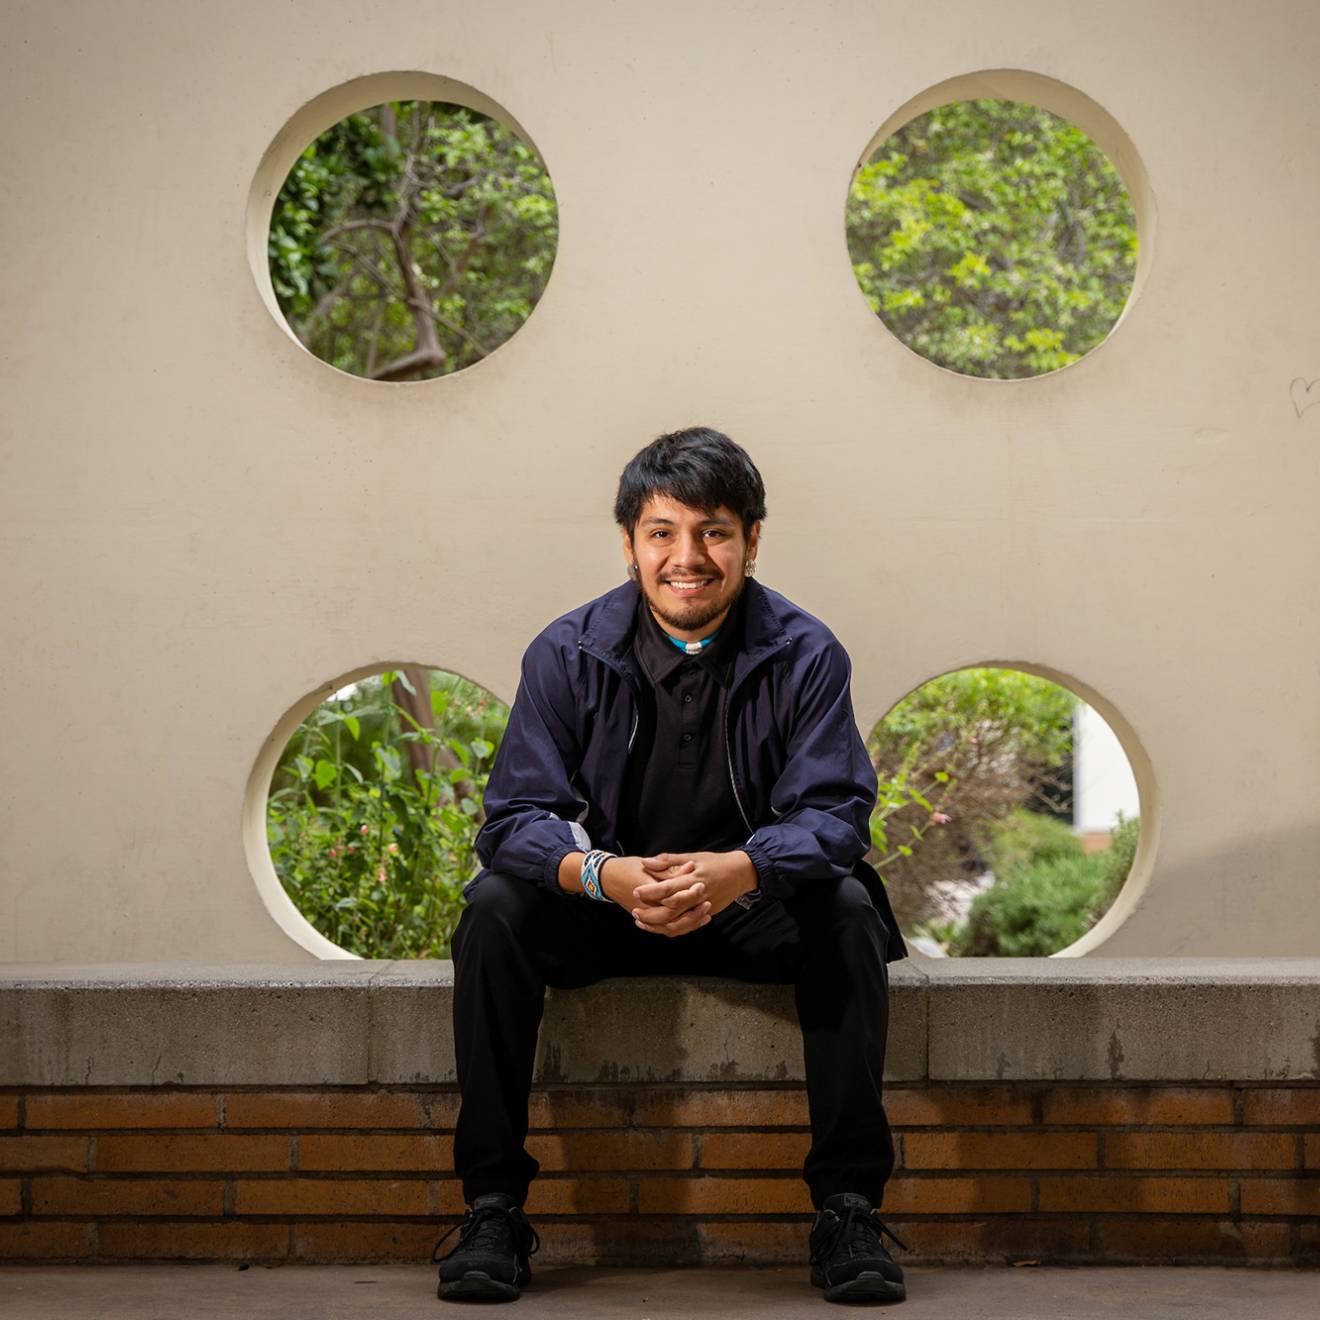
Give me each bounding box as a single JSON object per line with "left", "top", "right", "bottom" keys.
{"left": 3, "top": 0, "right": 1317, "bottom": 961}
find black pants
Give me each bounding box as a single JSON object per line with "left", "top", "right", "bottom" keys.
{"left": 450, "top": 870, "right": 895, "bottom": 1212}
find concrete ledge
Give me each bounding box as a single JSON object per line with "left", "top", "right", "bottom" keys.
{"left": 1, "top": 959, "right": 1318, "bottom": 1086}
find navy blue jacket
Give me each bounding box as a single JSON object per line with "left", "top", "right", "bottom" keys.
{"left": 468, "top": 577, "right": 908, "bottom": 963}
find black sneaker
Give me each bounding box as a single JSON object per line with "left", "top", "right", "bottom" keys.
{"left": 809, "top": 1191, "right": 907, "bottom": 1303}
{"left": 432, "top": 1192, "right": 541, "bottom": 1302}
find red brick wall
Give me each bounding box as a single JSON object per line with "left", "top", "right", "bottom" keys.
{"left": 1, "top": 1083, "right": 1317, "bottom": 1264}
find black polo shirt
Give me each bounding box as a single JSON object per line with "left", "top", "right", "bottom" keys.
{"left": 616, "top": 585, "right": 750, "bottom": 860}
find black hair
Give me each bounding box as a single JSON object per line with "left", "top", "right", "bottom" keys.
{"left": 613, "top": 426, "right": 767, "bottom": 542}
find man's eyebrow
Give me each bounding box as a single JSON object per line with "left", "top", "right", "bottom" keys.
{"left": 640, "top": 514, "right": 735, "bottom": 527}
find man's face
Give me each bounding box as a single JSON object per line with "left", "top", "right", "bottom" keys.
{"left": 622, "top": 494, "right": 760, "bottom": 639}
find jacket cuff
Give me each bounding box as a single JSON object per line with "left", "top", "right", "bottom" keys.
{"left": 543, "top": 840, "right": 580, "bottom": 893}
{"left": 742, "top": 836, "right": 788, "bottom": 901}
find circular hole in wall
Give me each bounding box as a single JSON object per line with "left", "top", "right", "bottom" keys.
{"left": 846, "top": 70, "right": 1151, "bottom": 379}
{"left": 250, "top": 74, "right": 557, "bottom": 381}
{"left": 262, "top": 664, "right": 508, "bottom": 958}
{"left": 866, "top": 664, "right": 1148, "bottom": 956}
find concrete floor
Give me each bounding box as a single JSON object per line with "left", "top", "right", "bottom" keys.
{"left": 2, "top": 1265, "right": 1318, "bottom": 1319}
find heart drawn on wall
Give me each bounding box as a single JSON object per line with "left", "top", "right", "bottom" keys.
{"left": 1290, "top": 376, "right": 1320, "bottom": 418}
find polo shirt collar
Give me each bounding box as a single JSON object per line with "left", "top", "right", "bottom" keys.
{"left": 632, "top": 584, "right": 744, "bottom": 689}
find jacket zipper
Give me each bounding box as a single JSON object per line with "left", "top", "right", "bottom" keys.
{"left": 722, "top": 687, "right": 752, "bottom": 835}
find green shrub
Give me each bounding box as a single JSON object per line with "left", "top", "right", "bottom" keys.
{"left": 953, "top": 852, "right": 1102, "bottom": 956}
{"left": 267, "top": 669, "right": 505, "bottom": 959}
{"left": 1092, "top": 810, "right": 1140, "bottom": 916}
{"left": 951, "top": 808, "right": 1141, "bottom": 956}
{"left": 970, "top": 806, "right": 1085, "bottom": 882}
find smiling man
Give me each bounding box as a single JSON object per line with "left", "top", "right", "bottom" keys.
{"left": 434, "top": 427, "right": 910, "bottom": 1306}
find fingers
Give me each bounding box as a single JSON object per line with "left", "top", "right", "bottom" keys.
{"left": 632, "top": 884, "right": 706, "bottom": 921}
{"left": 636, "top": 850, "right": 691, "bottom": 871}
{"left": 633, "top": 902, "right": 712, "bottom": 937}
{"left": 632, "top": 871, "right": 699, "bottom": 904}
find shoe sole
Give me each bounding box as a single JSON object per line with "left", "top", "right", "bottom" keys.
{"left": 813, "top": 1268, "right": 906, "bottom": 1304}
{"left": 437, "top": 1269, "right": 525, "bottom": 1302}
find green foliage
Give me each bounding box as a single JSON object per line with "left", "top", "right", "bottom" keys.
{"left": 847, "top": 99, "right": 1138, "bottom": 378}
{"left": 868, "top": 668, "right": 1076, "bottom": 908}
{"left": 951, "top": 809, "right": 1140, "bottom": 956}
{"left": 954, "top": 851, "right": 1102, "bottom": 956}
{"left": 1095, "top": 809, "right": 1140, "bottom": 912}
{"left": 967, "top": 805, "right": 1084, "bottom": 884}
{"left": 266, "top": 671, "right": 508, "bottom": 958}
{"left": 269, "top": 100, "right": 557, "bottom": 380}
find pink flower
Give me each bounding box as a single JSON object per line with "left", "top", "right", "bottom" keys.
{"left": 328, "top": 847, "right": 339, "bottom": 858}
{"left": 360, "top": 824, "right": 370, "bottom": 835}
{"left": 931, "top": 811, "right": 952, "bottom": 825}
{"left": 376, "top": 866, "right": 388, "bottom": 884}
{"left": 387, "top": 843, "right": 399, "bottom": 855}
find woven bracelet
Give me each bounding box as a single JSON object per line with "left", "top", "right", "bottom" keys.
{"left": 579, "top": 848, "right": 616, "bottom": 901}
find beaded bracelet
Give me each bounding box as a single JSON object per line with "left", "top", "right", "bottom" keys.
{"left": 579, "top": 848, "right": 617, "bottom": 901}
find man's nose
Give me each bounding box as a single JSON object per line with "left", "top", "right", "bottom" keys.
{"left": 672, "top": 533, "right": 712, "bottom": 563}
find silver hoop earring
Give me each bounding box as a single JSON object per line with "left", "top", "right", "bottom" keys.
{"left": 745, "top": 560, "right": 756, "bottom": 575}
{"left": 629, "top": 563, "right": 639, "bottom": 577}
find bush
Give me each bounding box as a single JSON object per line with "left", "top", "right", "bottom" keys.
{"left": 953, "top": 852, "right": 1102, "bottom": 956}
{"left": 267, "top": 669, "right": 506, "bottom": 958}
{"left": 970, "top": 806, "right": 1085, "bottom": 881}
{"left": 951, "top": 808, "right": 1140, "bottom": 956}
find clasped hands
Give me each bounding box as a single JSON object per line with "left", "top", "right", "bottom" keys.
{"left": 600, "top": 850, "right": 758, "bottom": 937}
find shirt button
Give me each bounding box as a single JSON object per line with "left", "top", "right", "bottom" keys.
{"left": 683, "top": 694, "right": 693, "bottom": 704}
{"left": 681, "top": 733, "right": 693, "bottom": 744}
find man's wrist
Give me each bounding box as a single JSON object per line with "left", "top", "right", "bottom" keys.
{"left": 557, "top": 850, "right": 586, "bottom": 894}
{"left": 730, "top": 849, "right": 764, "bottom": 907}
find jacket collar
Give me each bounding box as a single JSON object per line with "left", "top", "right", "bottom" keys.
{"left": 579, "top": 577, "right": 789, "bottom": 693}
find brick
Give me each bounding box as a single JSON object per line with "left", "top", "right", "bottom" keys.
{"left": 523, "top": 1177, "right": 631, "bottom": 1215}
{"left": 0, "top": 1221, "right": 95, "bottom": 1259}
{"left": 1300, "top": 1219, "right": 1320, "bottom": 1264}
{"left": 225, "top": 1091, "right": 425, "bottom": 1129}
{"left": 528, "top": 1090, "right": 633, "bottom": 1130}
{"left": 0, "top": 1096, "right": 18, "bottom": 1129}
{"left": 96, "top": 1134, "right": 291, "bottom": 1173}
{"left": 697, "top": 1219, "right": 804, "bottom": 1265}
{"left": 904, "top": 1132, "right": 1096, "bottom": 1171}
{"left": 639, "top": 1177, "right": 812, "bottom": 1215}
{"left": 32, "top": 1177, "right": 223, "bottom": 1216}
{"left": 0, "top": 1179, "right": 18, "bottom": 1215}
{"left": 294, "top": 1220, "right": 439, "bottom": 1262}
{"left": 1038, "top": 1176, "right": 1229, "bottom": 1214}
{"left": 299, "top": 1134, "right": 451, "bottom": 1172}
{"left": 1040, "top": 1087, "right": 1234, "bottom": 1127}
{"left": 98, "top": 1221, "right": 290, "bottom": 1260}
{"left": 0, "top": 1135, "right": 89, "bottom": 1172}
{"left": 527, "top": 1131, "right": 693, "bottom": 1172}
{"left": 881, "top": 1176, "right": 1031, "bottom": 1215}
{"left": 699, "top": 1131, "right": 809, "bottom": 1170}
{"left": 533, "top": 1218, "right": 703, "bottom": 1267}
{"left": 1096, "top": 1218, "right": 1291, "bottom": 1260}
{"left": 234, "top": 1177, "right": 428, "bottom": 1216}
{"left": 885, "top": 1217, "right": 1090, "bottom": 1262}
{"left": 633, "top": 1090, "right": 807, "bottom": 1128}
{"left": 434, "top": 1179, "right": 467, "bottom": 1215}
{"left": 26, "top": 1092, "right": 219, "bottom": 1130}
{"left": 1106, "top": 1131, "right": 1294, "bottom": 1171}
{"left": 1244, "top": 1088, "right": 1320, "bottom": 1127}
{"left": 1240, "top": 1179, "right": 1320, "bottom": 1216}
{"left": 886, "top": 1087, "right": 1033, "bottom": 1128}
